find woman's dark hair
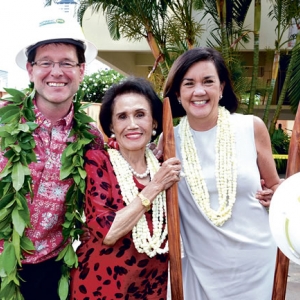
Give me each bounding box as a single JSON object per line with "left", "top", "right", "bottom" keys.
{"left": 163, "top": 47, "right": 239, "bottom": 118}
{"left": 27, "top": 42, "right": 86, "bottom": 64}
{"left": 100, "top": 76, "right": 163, "bottom": 142}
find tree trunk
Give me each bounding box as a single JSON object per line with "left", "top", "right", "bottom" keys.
{"left": 262, "top": 50, "right": 280, "bottom": 126}
{"left": 248, "top": 0, "right": 261, "bottom": 114}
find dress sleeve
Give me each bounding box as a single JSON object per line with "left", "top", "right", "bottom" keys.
{"left": 84, "top": 149, "right": 121, "bottom": 243}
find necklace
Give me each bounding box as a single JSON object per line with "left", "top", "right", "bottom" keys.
{"left": 179, "top": 106, "right": 237, "bottom": 226}
{"left": 108, "top": 147, "right": 168, "bottom": 257}
{"left": 127, "top": 162, "right": 150, "bottom": 178}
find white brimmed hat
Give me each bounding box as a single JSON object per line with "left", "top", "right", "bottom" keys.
{"left": 16, "top": 6, "right": 97, "bottom": 70}
{"left": 269, "top": 172, "right": 300, "bottom": 265}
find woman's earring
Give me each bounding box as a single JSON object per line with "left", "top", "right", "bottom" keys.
{"left": 219, "top": 95, "right": 223, "bottom": 100}
{"left": 178, "top": 98, "right": 181, "bottom": 104}
{"left": 152, "top": 129, "right": 157, "bottom": 136}
{"left": 110, "top": 133, "right": 116, "bottom": 138}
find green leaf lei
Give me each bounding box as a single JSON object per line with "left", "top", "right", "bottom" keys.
{"left": 0, "top": 87, "right": 96, "bottom": 300}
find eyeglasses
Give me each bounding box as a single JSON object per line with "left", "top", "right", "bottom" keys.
{"left": 31, "top": 60, "right": 80, "bottom": 69}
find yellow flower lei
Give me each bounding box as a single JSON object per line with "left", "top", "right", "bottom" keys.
{"left": 179, "top": 106, "right": 237, "bottom": 226}
{"left": 108, "top": 148, "right": 168, "bottom": 257}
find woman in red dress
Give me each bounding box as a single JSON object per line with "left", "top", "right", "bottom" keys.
{"left": 70, "top": 77, "right": 181, "bottom": 300}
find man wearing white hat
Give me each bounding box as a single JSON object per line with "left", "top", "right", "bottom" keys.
{"left": 0, "top": 6, "right": 103, "bottom": 300}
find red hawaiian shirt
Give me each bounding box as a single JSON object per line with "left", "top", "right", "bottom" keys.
{"left": 0, "top": 100, "right": 104, "bottom": 263}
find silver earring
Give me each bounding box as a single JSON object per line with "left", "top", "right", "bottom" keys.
{"left": 219, "top": 95, "right": 223, "bottom": 100}
{"left": 152, "top": 129, "right": 157, "bottom": 136}
{"left": 178, "top": 99, "right": 181, "bottom": 104}
{"left": 110, "top": 133, "right": 116, "bottom": 138}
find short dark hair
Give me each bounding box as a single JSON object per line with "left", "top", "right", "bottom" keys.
{"left": 100, "top": 76, "right": 163, "bottom": 142}
{"left": 27, "top": 42, "right": 86, "bottom": 64}
{"left": 163, "top": 47, "right": 239, "bottom": 118}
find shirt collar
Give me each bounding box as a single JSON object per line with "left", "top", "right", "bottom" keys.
{"left": 33, "top": 99, "right": 74, "bottom": 129}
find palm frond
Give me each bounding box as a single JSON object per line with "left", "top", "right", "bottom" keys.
{"left": 287, "top": 41, "right": 300, "bottom": 114}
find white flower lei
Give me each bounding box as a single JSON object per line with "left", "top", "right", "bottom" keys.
{"left": 179, "top": 106, "right": 237, "bottom": 226}
{"left": 107, "top": 147, "right": 168, "bottom": 257}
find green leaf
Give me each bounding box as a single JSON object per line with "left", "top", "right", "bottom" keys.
{"left": 2, "top": 242, "right": 17, "bottom": 275}
{"left": 73, "top": 173, "right": 81, "bottom": 185}
{"left": 11, "top": 162, "right": 25, "bottom": 191}
{"left": 58, "top": 275, "right": 69, "bottom": 300}
{"left": 75, "top": 113, "right": 95, "bottom": 124}
{"left": 0, "top": 161, "right": 12, "bottom": 179}
{"left": 2, "top": 135, "right": 18, "bottom": 148}
{"left": 64, "top": 143, "right": 77, "bottom": 156}
{"left": 60, "top": 163, "right": 75, "bottom": 180}
{"left": 26, "top": 122, "right": 38, "bottom": 131}
{"left": 64, "top": 244, "right": 77, "bottom": 267}
{"left": 25, "top": 149, "right": 37, "bottom": 163}
{"left": 0, "top": 126, "right": 12, "bottom": 137}
{"left": 22, "top": 108, "right": 36, "bottom": 121}
{"left": 20, "top": 236, "right": 35, "bottom": 254}
{"left": 12, "top": 208, "right": 26, "bottom": 236}
{"left": 56, "top": 245, "right": 69, "bottom": 261}
{"left": 3, "top": 88, "right": 26, "bottom": 101}
{"left": 78, "top": 167, "right": 86, "bottom": 179}
{"left": 0, "top": 193, "right": 15, "bottom": 210}
{"left": 16, "top": 192, "right": 31, "bottom": 225}
{"left": 82, "top": 130, "right": 97, "bottom": 139}
{"left": 12, "top": 228, "right": 21, "bottom": 265}
{"left": 0, "top": 104, "right": 21, "bottom": 116}
{"left": 0, "top": 281, "right": 17, "bottom": 300}
{"left": 17, "top": 123, "right": 30, "bottom": 133}
{"left": 0, "top": 108, "right": 20, "bottom": 124}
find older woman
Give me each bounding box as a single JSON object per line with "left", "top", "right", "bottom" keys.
{"left": 70, "top": 77, "right": 181, "bottom": 300}
{"left": 163, "top": 47, "right": 281, "bottom": 299}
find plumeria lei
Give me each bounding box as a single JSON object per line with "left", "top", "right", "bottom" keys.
{"left": 179, "top": 106, "right": 237, "bottom": 226}
{"left": 108, "top": 147, "right": 168, "bottom": 257}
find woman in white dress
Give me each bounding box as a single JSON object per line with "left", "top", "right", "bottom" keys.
{"left": 163, "top": 47, "right": 282, "bottom": 299}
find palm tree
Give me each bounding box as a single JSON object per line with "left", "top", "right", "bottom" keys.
{"left": 77, "top": 0, "right": 204, "bottom": 81}
{"left": 202, "top": 0, "right": 253, "bottom": 100}
{"left": 269, "top": 27, "right": 300, "bottom": 136}
{"left": 248, "top": 0, "right": 261, "bottom": 114}
{"left": 287, "top": 31, "right": 300, "bottom": 115}
{"left": 262, "top": 0, "right": 299, "bottom": 126}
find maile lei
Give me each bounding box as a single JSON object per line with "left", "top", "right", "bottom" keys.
{"left": 179, "top": 106, "right": 237, "bottom": 226}
{"left": 0, "top": 87, "right": 96, "bottom": 300}
{"left": 108, "top": 148, "right": 168, "bottom": 258}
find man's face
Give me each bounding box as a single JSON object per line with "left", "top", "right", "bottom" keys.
{"left": 26, "top": 43, "right": 85, "bottom": 108}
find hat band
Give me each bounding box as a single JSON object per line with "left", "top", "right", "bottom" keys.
{"left": 26, "top": 38, "right": 86, "bottom": 57}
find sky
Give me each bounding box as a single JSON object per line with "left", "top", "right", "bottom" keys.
{"left": 0, "top": 0, "right": 107, "bottom": 90}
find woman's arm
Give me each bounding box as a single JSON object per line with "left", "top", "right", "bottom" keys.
{"left": 104, "top": 157, "right": 181, "bottom": 245}
{"left": 254, "top": 116, "right": 282, "bottom": 206}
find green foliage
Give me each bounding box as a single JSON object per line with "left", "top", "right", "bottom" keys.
{"left": 271, "top": 128, "right": 290, "bottom": 173}
{"left": 78, "top": 69, "right": 125, "bottom": 103}
{"left": 0, "top": 88, "right": 37, "bottom": 300}
{"left": 0, "top": 87, "right": 97, "bottom": 300}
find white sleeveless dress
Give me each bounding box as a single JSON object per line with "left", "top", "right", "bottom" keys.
{"left": 174, "top": 113, "right": 277, "bottom": 300}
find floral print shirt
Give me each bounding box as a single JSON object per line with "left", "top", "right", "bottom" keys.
{"left": 0, "top": 100, "right": 104, "bottom": 263}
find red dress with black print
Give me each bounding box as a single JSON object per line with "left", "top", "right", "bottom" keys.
{"left": 70, "top": 149, "right": 169, "bottom": 300}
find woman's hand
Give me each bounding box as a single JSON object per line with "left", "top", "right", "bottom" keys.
{"left": 256, "top": 178, "right": 284, "bottom": 207}
{"left": 256, "top": 179, "right": 273, "bottom": 207}
{"left": 79, "top": 226, "right": 91, "bottom": 243}
{"left": 148, "top": 142, "right": 163, "bottom": 160}
{"left": 151, "top": 157, "right": 182, "bottom": 191}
